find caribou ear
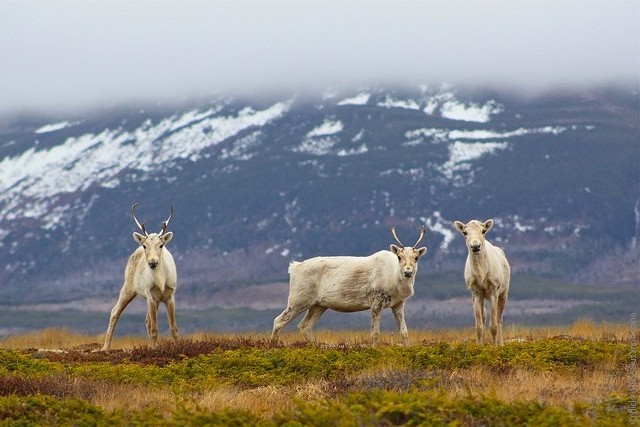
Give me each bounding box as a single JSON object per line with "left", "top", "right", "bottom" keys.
{"left": 133, "top": 232, "right": 146, "bottom": 245}
{"left": 390, "top": 244, "right": 402, "bottom": 255}
{"left": 160, "top": 232, "right": 173, "bottom": 245}
{"left": 483, "top": 219, "right": 494, "bottom": 232}
{"left": 416, "top": 247, "right": 428, "bottom": 257}
{"left": 454, "top": 221, "right": 466, "bottom": 235}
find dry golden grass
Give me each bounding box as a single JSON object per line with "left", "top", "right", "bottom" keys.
{"left": 300, "top": 319, "right": 634, "bottom": 346}
{"left": 92, "top": 383, "right": 176, "bottom": 416}
{"left": 441, "top": 364, "right": 625, "bottom": 406}
{"left": 0, "top": 318, "right": 633, "bottom": 350}
{"left": 195, "top": 382, "right": 327, "bottom": 418}
{"left": 87, "top": 380, "right": 330, "bottom": 419}
{"left": 0, "top": 328, "right": 100, "bottom": 349}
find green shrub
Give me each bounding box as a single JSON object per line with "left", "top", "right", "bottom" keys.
{"left": 405, "top": 340, "right": 627, "bottom": 373}
{"left": 171, "top": 404, "right": 265, "bottom": 427}
{"left": 283, "top": 390, "right": 627, "bottom": 426}
{"left": 0, "top": 350, "right": 62, "bottom": 377}
{"left": 0, "top": 394, "right": 117, "bottom": 426}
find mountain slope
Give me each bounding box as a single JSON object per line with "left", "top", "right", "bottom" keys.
{"left": 0, "top": 85, "right": 638, "bottom": 305}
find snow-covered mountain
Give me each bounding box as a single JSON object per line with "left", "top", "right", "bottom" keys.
{"left": 0, "top": 85, "right": 638, "bottom": 304}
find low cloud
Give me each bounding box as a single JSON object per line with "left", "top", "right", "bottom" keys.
{"left": 0, "top": 1, "right": 637, "bottom": 115}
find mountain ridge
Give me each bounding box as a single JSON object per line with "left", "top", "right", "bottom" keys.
{"left": 0, "top": 84, "right": 637, "bottom": 305}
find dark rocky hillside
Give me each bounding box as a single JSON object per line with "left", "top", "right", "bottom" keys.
{"left": 0, "top": 85, "right": 638, "bottom": 305}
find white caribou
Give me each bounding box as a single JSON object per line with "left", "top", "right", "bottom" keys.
{"left": 453, "top": 219, "right": 510, "bottom": 345}
{"left": 102, "top": 204, "right": 178, "bottom": 350}
{"left": 271, "top": 227, "right": 428, "bottom": 345}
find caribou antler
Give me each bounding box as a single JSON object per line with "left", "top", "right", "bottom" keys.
{"left": 390, "top": 226, "right": 405, "bottom": 248}
{"left": 390, "top": 225, "right": 426, "bottom": 248}
{"left": 412, "top": 225, "right": 426, "bottom": 248}
{"left": 160, "top": 204, "right": 174, "bottom": 235}
{"left": 131, "top": 203, "right": 148, "bottom": 236}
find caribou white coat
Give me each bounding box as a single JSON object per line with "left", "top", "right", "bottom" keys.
{"left": 454, "top": 219, "right": 510, "bottom": 345}
{"left": 102, "top": 204, "right": 178, "bottom": 350}
{"left": 271, "top": 227, "right": 428, "bottom": 345}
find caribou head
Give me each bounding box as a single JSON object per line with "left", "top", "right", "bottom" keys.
{"left": 389, "top": 225, "right": 428, "bottom": 278}
{"left": 454, "top": 219, "right": 493, "bottom": 254}
{"left": 132, "top": 203, "right": 174, "bottom": 270}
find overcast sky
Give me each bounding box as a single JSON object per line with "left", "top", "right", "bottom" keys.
{"left": 0, "top": 0, "right": 638, "bottom": 114}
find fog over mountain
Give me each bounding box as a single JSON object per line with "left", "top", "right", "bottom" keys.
{"left": 0, "top": 1, "right": 637, "bottom": 115}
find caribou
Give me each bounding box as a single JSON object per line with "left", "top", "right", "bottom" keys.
{"left": 453, "top": 219, "right": 510, "bottom": 345}
{"left": 102, "top": 203, "right": 178, "bottom": 350}
{"left": 271, "top": 226, "right": 428, "bottom": 345}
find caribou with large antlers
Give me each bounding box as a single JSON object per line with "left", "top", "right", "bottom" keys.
{"left": 271, "top": 226, "right": 428, "bottom": 345}
{"left": 102, "top": 203, "right": 178, "bottom": 350}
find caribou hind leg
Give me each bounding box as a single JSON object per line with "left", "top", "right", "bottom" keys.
{"left": 297, "top": 305, "right": 327, "bottom": 343}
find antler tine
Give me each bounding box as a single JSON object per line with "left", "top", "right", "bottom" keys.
{"left": 412, "top": 225, "right": 426, "bottom": 248}
{"left": 389, "top": 226, "right": 405, "bottom": 248}
{"left": 160, "top": 204, "right": 174, "bottom": 235}
{"left": 131, "top": 203, "right": 148, "bottom": 236}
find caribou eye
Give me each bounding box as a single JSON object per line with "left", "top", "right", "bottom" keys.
{"left": 414, "top": 256, "right": 419, "bottom": 262}
{"left": 142, "top": 244, "right": 146, "bottom": 249}
{"left": 160, "top": 244, "right": 164, "bottom": 249}
{"left": 481, "top": 230, "right": 486, "bottom": 234}
{"left": 463, "top": 231, "right": 468, "bottom": 236}
{"left": 397, "top": 256, "right": 402, "bottom": 262}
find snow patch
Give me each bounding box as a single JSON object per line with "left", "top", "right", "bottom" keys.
{"left": 294, "top": 137, "right": 338, "bottom": 156}
{"left": 448, "top": 129, "right": 524, "bottom": 140}
{"left": 352, "top": 129, "right": 365, "bottom": 142}
{"left": 293, "top": 119, "right": 346, "bottom": 156}
{"left": 377, "top": 96, "right": 420, "bottom": 110}
{"left": 218, "top": 131, "right": 262, "bottom": 161}
{"left": 423, "top": 99, "right": 439, "bottom": 115}
{"left": 0, "top": 101, "right": 292, "bottom": 226}
{"left": 422, "top": 211, "right": 456, "bottom": 252}
{"left": 167, "top": 107, "right": 222, "bottom": 132}
{"left": 440, "top": 99, "right": 503, "bottom": 123}
{"left": 337, "top": 93, "right": 370, "bottom": 106}
{"left": 337, "top": 144, "right": 368, "bottom": 157}
{"left": 306, "top": 119, "right": 344, "bottom": 137}
{"left": 404, "top": 128, "right": 449, "bottom": 145}
{"left": 440, "top": 141, "right": 509, "bottom": 180}
{"left": 35, "top": 121, "right": 80, "bottom": 134}
{"left": 421, "top": 89, "right": 503, "bottom": 123}
{"left": 405, "top": 125, "right": 575, "bottom": 146}
{"left": 512, "top": 216, "right": 536, "bottom": 232}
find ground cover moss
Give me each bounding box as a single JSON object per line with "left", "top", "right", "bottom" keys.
{"left": 0, "top": 394, "right": 118, "bottom": 426}
{"left": 280, "top": 390, "right": 628, "bottom": 426}
{"left": 2, "top": 339, "right": 628, "bottom": 390}
{"left": 407, "top": 339, "right": 627, "bottom": 372}
{"left": 0, "top": 337, "right": 632, "bottom": 425}
{"left": 0, "top": 392, "right": 627, "bottom": 426}
{"left": 0, "top": 350, "right": 62, "bottom": 377}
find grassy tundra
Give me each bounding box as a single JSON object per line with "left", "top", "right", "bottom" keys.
{"left": 0, "top": 319, "right": 636, "bottom": 426}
